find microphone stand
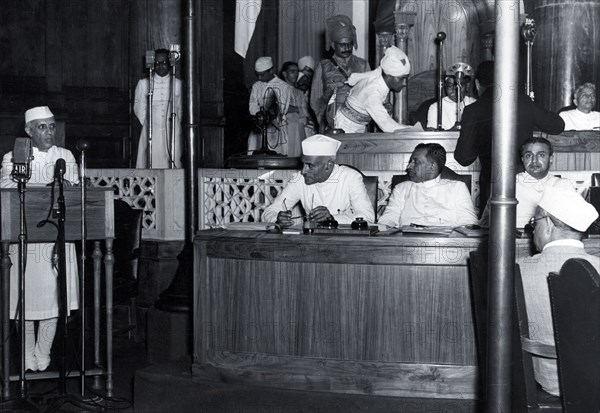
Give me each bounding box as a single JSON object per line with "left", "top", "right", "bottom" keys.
{"left": 77, "top": 140, "right": 88, "bottom": 396}
{"left": 147, "top": 67, "right": 155, "bottom": 168}
{"left": 435, "top": 32, "right": 446, "bottom": 131}
{"left": 16, "top": 177, "right": 28, "bottom": 400}
{"left": 454, "top": 73, "right": 464, "bottom": 130}
{"left": 169, "top": 51, "right": 180, "bottom": 169}
{"left": 55, "top": 168, "right": 68, "bottom": 395}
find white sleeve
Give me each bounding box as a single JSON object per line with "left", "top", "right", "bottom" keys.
{"left": 378, "top": 183, "right": 408, "bottom": 227}
{"left": 452, "top": 182, "right": 478, "bottom": 226}
{"left": 261, "top": 175, "right": 303, "bottom": 223}
{"left": 64, "top": 150, "right": 80, "bottom": 185}
{"left": 426, "top": 102, "right": 437, "bottom": 129}
{"left": 364, "top": 93, "right": 408, "bottom": 133}
{"left": 133, "top": 79, "right": 147, "bottom": 124}
{"left": 0, "top": 152, "right": 16, "bottom": 188}
{"left": 341, "top": 173, "right": 374, "bottom": 224}
{"left": 249, "top": 83, "right": 261, "bottom": 116}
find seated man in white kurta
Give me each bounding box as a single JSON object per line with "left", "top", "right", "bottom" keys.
{"left": 515, "top": 137, "right": 575, "bottom": 227}
{"left": 559, "top": 83, "right": 600, "bottom": 131}
{"left": 262, "top": 134, "right": 374, "bottom": 227}
{"left": 378, "top": 143, "right": 478, "bottom": 228}
{"left": 0, "top": 106, "right": 80, "bottom": 372}
{"left": 426, "top": 63, "right": 477, "bottom": 130}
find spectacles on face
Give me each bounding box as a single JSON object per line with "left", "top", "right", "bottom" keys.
{"left": 155, "top": 60, "right": 169, "bottom": 67}
{"left": 528, "top": 216, "right": 546, "bottom": 229}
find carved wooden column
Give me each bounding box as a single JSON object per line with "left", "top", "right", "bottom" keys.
{"left": 481, "top": 34, "right": 494, "bottom": 62}
{"left": 394, "top": 10, "right": 416, "bottom": 124}
{"left": 375, "top": 32, "right": 395, "bottom": 69}
{"left": 533, "top": 0, "right": 600, "bottom": 111}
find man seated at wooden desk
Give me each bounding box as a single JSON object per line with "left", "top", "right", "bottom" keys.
{"left": 480, "top": 137, "right": 575, "bottom": 228}
{"left": 378, "top": 143, "right": 478, "bottom": 228}
{"left": 518, "top": 187, "right": 599, "bottom": 397}
{"left": 262, "top": 134, "right": 374, "bottom": 228}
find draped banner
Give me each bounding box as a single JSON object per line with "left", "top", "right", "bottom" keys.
{"left": 235, "top": 0, "right": 262, "bottom": 58}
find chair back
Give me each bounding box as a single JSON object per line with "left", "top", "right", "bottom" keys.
{"left": 391, "top": 166, "right": 472, "bottom": 193}
{"left": 548, "top": 258, "right": 600, "bottom": 412}
{"left": 339, "top": 164, "right": 378, "bottom": 220}
{"left": 113, "top": 199, "right": 143, "bottom": 281}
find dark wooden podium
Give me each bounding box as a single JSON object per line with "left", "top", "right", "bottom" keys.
{"left": 0, "top": 186, "right": 115, "bottom": 399}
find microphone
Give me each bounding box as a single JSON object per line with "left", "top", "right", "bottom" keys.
{"left": 145, "top": 50, "right": 155, "bottom": 69}
{"left": 11, "top": 137, "right": 33, "bottom": 181}
{"left": 54, "top": 158, "right": 66, "bottom": 184}
{"left": 169, "top": 44, "right": 181, "bottom": 66}
{"left": 435, "top": 32, "right": 446, "bottom": 43}
{"left": 76, "top": 139, "right": 89, "bottom": 152}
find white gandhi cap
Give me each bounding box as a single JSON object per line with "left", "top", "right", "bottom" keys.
{"left": 301, "top": 134, "right": 341, "bottom": 157}
{"left": 25, "top": 106, "right": 54, "bottom": 123}
{"left": 538, "top": 187, "right": 599, "bottom": 232}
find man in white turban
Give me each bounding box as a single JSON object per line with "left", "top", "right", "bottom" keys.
{"left": 334, "top": 46, "right": 412, "bottom": 133}
{"left": 518, "top": 187, "right": 599, "bottom": 397}
{"left": 262, "top": 134, "right": 374, "bottom": 227}
{"left": 1, "top": 106, "right": 80, "bottom": 372}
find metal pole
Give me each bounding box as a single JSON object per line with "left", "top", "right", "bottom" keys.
{"left": 184, "top": 0, "right": 198, "bottom": 244}
{"left": 435, "top": 32, "right": 446, "bottom": 130}
{"left": 486, "top": 1, "right": 520, "bottom": 411}
{"left": 147, "top": 68, "right": 154, "bottom": 168}
{"left": 169, "top": 66, "right": 177, "bottom": 169}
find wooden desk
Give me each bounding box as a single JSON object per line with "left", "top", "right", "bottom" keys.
{"left": 0, "top": 187, "right": 114, "bottom": 399}
{"left": 193, "top": 229, "right": 487, "bottom": 399}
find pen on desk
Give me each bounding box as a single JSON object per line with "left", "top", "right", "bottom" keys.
{"left": 282, "top": 198, "right": 288, "bottom": 211}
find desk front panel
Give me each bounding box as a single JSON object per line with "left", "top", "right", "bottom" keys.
{"left": 193, "top": 230, "right": 482, "bottom": 398}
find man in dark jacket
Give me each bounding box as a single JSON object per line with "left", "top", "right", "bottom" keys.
{"left": 455, "top": 61, "right": 565, "bottom": 213}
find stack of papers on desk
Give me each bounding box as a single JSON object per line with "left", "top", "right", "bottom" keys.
{"left": 400, "top": 225, "right": 454, "bottom": 235}
{"left": 224, "top": 222, "right": 268, "bottom": 231}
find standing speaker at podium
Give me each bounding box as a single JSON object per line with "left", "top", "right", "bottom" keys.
{"left": 0, "top": 106, "right": 80, "bottom": 372}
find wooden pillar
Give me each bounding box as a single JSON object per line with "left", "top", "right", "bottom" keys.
{"left": 532, "top": 0, "right": 600, "bottom": 111}
{"left": 394, "top": 10, "right": 416, "bottom": 125}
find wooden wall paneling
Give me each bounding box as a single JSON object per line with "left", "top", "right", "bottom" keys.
{"left": 0, "top": 0, "right": 46, "bottom": 78}
{"left": 46, "top": 0, "right": 63, "bottom": 92}
{"left": 199, "top": 0, "right": 225, "bottom": 167}
{"left": 533, "top": 0, "right": 600, "bottom": 111}
{"left": 404, "top": 0, "right": 480, "bottom": 76}
{"left": 62, "top": 0, "right": 88, "bottom": 87}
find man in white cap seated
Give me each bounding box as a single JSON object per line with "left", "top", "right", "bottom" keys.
{"left": 1, "top": 106, "right": 80, "bottom": 372}
{"left": 248, "top": 56, "right": 295, "bottom": 155}
{"left": 262, "top": 134, "right": 374, "bottom": 227}
{"left": 334, "top": 46, "right": 412, "bottom": 133}
{"left": 426, "top": 62, "right": 477, "bottom": 130}
{"left": 518, "top": 187, "right": 599, "bottom": 397}
{"left": 378, "top": 143, "right": 478, "bottom": 228}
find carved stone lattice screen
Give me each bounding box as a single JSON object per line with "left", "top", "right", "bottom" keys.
{"left": 88, "top": 170, "right": 157, "bottom": 231}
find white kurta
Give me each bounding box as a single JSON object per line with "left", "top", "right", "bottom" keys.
{"left": 559, "top": 109, "right": 600, "bottom": 131}
{"left": 334, "top": 70, "right": 408, "bottom": 133}
{"left": 515, "top": 172, "right": 575, "bottom": 227}
{"left": 261, "top": 165, "right": 375, "bottom": 224}
{"left": 1, "top": 146, "right": 80, "bottom": 319}
{"left": 378, "top": 178, "right": 477, "bottom": 227}
{"left": 426, "top": 96, "right": 477, "bottom": 130}
{"left": 134, "top": 74, "right": 183, "bottom": 168}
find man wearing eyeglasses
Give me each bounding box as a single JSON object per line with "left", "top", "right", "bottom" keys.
{"left": 133, "top": 48, "right": 182, "bottom": 168}
{"left": 518, "top": 188, "right": 599, "bottom": 397}
{"left": 310, "top": 15, "right": 370, "bottom": 132}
